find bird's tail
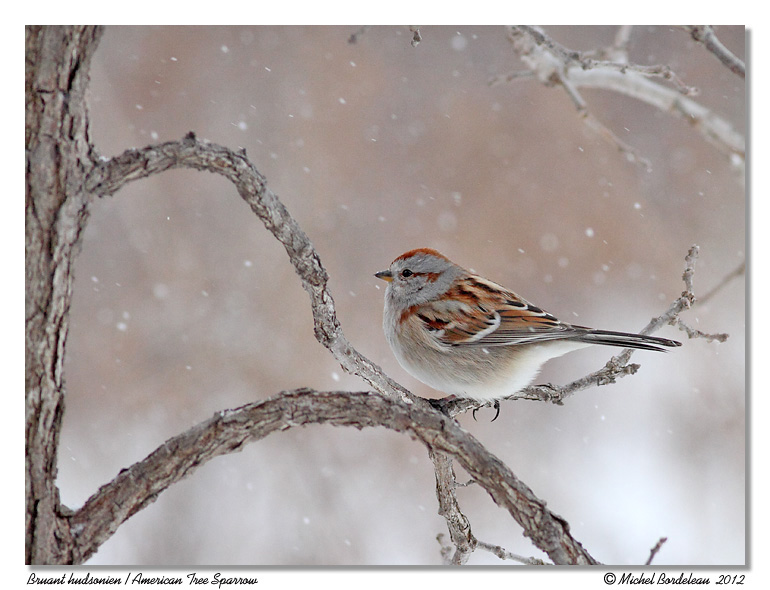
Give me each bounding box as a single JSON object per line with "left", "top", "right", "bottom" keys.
{"left": 575, "top": 329, "right": 682, "bottom": 352}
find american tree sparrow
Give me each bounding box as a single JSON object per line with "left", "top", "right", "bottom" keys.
{"left": 375, "top": 248, "right": 681, "bottom": 406}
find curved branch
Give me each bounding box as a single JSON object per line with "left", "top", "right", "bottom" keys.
{"left": 86, "top": 135, "right": 597, "bottom": 565}
{"left": 81, "top": 135, "right": 732, "bottom": 566}
{"left": 69, "top": 388, "right": 598, "bottom": 565}
{"left": 87, "top": 133, "right": 415, "bottom": 405}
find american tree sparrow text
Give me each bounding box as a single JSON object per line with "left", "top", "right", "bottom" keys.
{"left": 375, "top": 248, "right": 681, "bottom": 405}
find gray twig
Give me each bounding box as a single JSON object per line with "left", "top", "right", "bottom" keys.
{"left": 646, "top": 536, "right": 668, "bottom": 565}
{"left": 684, "top": 26, "right": 745, "bottom": 79}
{"left": 697, "top": 261, "right": 745, "bottom": 306}
{"left": 476, "top": 540, "right": 547, "bottom": 565}
{"left": 505, "top": 26, "right": 744, "bottom": 170}
{"left": 444, "top": 244, "right": 731, "bottom": 417}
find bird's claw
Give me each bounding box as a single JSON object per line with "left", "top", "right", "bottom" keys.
{"left": 491, "top": 400, "right": 501, "bottom": 422}
{"left": 472, "top": 400, "right": 501, "bottom": 422}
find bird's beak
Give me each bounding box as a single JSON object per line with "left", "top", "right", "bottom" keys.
{"left": 374, "top": 270, "right": 393, "bottom": 283}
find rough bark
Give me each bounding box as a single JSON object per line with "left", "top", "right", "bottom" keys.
{"left": 25, "top": 25, "right": 103, "bottom": 564}
{"left": 66, "top": 389, "right": 597, "bottom": 565}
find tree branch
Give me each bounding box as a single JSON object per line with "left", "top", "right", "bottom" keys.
{"left": 87, "top": 133, "right": 416, "bottom": 405}
{"left": 697, "top": 260, "right": 745, "bottom": 306}
{"left": 69, "top": 389, "right": 598, "bottom": 565}
{"left": 437, "top": 244, "right": 722, "bottom": 417}
{"left": 683, "top": 26, "right": 745, "bottom": 79}
{"left": 476, "top": 540, "right": 547, "bottom": 565}
{"left": 504, "top": 26, "right": 745, "bottom": 170}
{"left": 70, "top": 124, "right": 739, "bottom": 563}
{"left": 646, "top": 536, "right": 668, "bottom": 565}
{"left": 429, "top": 451, "right": 476, "bottom": 565}
{"left": 516, "top": 25, "right": 697, "bottom": 95}
{"left": 85, "top": 133, "right": 603, "bottom": 566}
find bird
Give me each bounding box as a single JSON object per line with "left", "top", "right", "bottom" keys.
{"left": 375, "top": 248, "right": 681, "bottom": 418}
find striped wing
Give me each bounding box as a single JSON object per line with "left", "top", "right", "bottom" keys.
{"left": 415, "top": 276, "right": 575, "bottom": 348}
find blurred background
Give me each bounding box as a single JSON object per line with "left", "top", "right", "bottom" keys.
{"left": 58, "top": 26, "right": 745, "bottom": 565}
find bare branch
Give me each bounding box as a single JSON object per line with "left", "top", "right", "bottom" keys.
{"left": 506, "top": 26, "right": 745, "bottom": 170}
{"left": 610, "top": 25, "right": 634, "bottom": 61}
{"left": 440, "top": 244, "right": 726, "bottom": 417}
{"left": 697, "top": 260, "right": 745, "bottom": 306}
{"left": 488, "top": 69, "right": 536, "bottom": 87}
{"left": 684, "top": 26, "right": 745, "bottom": 79}
{"left": 87, "top": 133, "right": 416, "bottom": 406}
{"left": 671, "top": 256, "right": 742, "bottom": 342}
{"left": 84, "top": 133, "right": 605, "bottom": 566}
{"left": 70, "top": 389, "right": 599, "bottom": 565}
{"left": 570, "top": 86, "right": 654, "bottom": 170}
{"left": 476, "top": 540, "right": 547, "bottom": 565}
{"left": 581, "top": 59, "right": 698, "bottom": 95}
{"left": 516, "top": 25, "right": 697, "bottom": 94}
{"left": 429, "top": 451, "right": 476, "bottom": 565}
{"left": 674, "top": 319, "right": 729, "bottom": 343}
{"left": 646, "top": 536, "right": 668, "bottom": 565}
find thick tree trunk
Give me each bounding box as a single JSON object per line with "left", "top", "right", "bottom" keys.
{"left": 25, "top": 25, "right": 102, "bottom": 565}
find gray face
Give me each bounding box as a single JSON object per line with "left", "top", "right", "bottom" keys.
{"left": 381, "top": 251, "right": 464, "bottom": 308}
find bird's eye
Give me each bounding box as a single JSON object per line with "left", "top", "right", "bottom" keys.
{"left": 401, "top": 269, "right": 413, "bottom": 278}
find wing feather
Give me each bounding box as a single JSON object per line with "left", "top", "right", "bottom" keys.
{"left": 413, "top": 276, "right": 576, "bottom": 348}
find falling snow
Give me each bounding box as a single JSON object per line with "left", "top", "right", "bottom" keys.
{"left": 64, "top": 26, "right": 745, "bottom": 567}
{"left": 451, "top": 34, "right": 468, "bottom": 51}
